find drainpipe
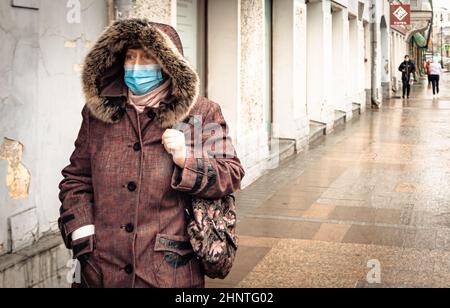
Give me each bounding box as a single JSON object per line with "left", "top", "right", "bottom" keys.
{"left": 370, "top": 0, "right": 381, "bottom": 108}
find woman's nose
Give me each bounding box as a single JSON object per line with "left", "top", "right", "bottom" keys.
{"left": 135, "top": 56, "right": 144, "bottom": 65}
{"left": 127, "top": 56, "right": 144, "bottom": 66}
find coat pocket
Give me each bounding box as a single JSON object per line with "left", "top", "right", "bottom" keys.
{"left": 153, "top": 233, "right": 198, "bottom": 288}
{"left": 80, "top": 251, "right": 103, "bottom": 288}
{"left": 154, "top": 234, "right": 196, "bottom": 267}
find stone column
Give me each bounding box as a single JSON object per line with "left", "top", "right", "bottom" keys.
{"left": 363, "top": 21, "right": 371, "bottom": 109}
{"left": 306, "top": 0, "right": 334, "bottom": 128}
{"left": 392, "top": 32, "right": 402, "bottom": 93}
{"left": 332, "top": 7, "right": 351, "bottom": 117}
{"left": 381, "top": 21, "right": 391, "bottom": 100}
{"left": 349, "top": 16, "right": 365, "bottom": 107}
{"left": 357, "top": 18, "right": 366, "bottom": 105}
{"left": 272, "top": 0, "right": 308, "bottom": 150}
{"left": 239, "top": 0, "right": 269, "bottom": 185}
{"left": 208, "top": 0, "right": 268, "bottom": 187}
{"left": 390, "top": 31, "right": 395, "bottom": 92}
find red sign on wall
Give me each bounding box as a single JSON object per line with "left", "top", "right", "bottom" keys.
{"left": 391, "top": 4, "right": 411, "bottom": 26}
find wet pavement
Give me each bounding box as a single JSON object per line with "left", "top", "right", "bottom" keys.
{"left": 206, "top": 72, "right": 450, "bottom": 288}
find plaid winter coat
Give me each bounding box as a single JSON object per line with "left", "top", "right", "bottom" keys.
{"left": 58, "top": 19, "right": 245, "bottom": 288}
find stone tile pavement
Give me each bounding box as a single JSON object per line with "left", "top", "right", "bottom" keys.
{"left": 206, "top": 73, "right": 450, "bottom": 288}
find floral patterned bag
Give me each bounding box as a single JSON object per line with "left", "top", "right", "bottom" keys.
{"left": 185, "top": 195, "right": 238, "bottom": 279}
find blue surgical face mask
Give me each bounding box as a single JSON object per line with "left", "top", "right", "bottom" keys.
{"left": 124, "top": 64, "right": 164, "bottom": 95}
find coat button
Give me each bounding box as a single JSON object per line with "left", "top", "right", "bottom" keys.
{"left": 147, "top": 110, "right": 156, "bottom": 120}
{"left": 127, "top": 182, "right": 137, "bottom": 192}
{"left": 124, "top": 264, "right": 134, "bottom": 274}
{"left": 133, "top": 142, "right": 141, "bottom": 152}
{"left": 125, "top": 223, "right": 134, "bottom": 233}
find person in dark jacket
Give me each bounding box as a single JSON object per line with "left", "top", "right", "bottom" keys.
{"left": 58, "top": 18, "right": 245, "bottom": 288}
{"left": 398, "top": 55, "right": 416, "bottom": 99}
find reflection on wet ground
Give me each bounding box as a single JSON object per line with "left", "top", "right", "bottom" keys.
{"left": 206, "top": 73, "right": 450, "bottom": 288}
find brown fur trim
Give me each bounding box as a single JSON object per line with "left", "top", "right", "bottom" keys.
{"left": 82, "top": 19, "right": 200, "bottom": 128}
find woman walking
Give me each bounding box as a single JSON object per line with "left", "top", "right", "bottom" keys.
{"left": 429, "top": 58, "right": 443, "bottom": 97}
{"left": 58, "top": 19, "right": 245, "bottom": 288}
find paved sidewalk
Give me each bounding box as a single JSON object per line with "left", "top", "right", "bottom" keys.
{"left": 206, "top": 72, "right": 450, "bottom": 288}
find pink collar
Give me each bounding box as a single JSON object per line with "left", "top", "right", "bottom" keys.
{"left": 127, "top": 79, "right": 172, "bottom": 113}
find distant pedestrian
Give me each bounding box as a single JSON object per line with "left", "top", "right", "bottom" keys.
{"left": 398, "top": 55, "right": 416, "bottom": 99}
{"left": 429, "top": 58, "right": 443, "bottom": 97}
{"left": 425, "top": 59, "right": 432, "bottom": 87}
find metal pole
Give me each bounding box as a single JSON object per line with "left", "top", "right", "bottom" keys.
{"left": 371, "top": 1, "right": 381, "bottom": 108}
{"left": 441, "top": 13, "right": 444, "bottom": 68}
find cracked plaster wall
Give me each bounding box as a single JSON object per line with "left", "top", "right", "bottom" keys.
{"left": 0, "top": 0, "right": 107, "bottom": 255}
{"left": 0, "top": 138, "right": 30, "bottom": 200}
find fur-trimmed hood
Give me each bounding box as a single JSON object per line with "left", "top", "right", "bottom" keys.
{"left": 82, "top": 18, "right": 200, "bottom": 128}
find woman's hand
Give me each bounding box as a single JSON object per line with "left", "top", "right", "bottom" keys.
{"left": 162, "top": 129, "right": 187, "bottom": 168}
